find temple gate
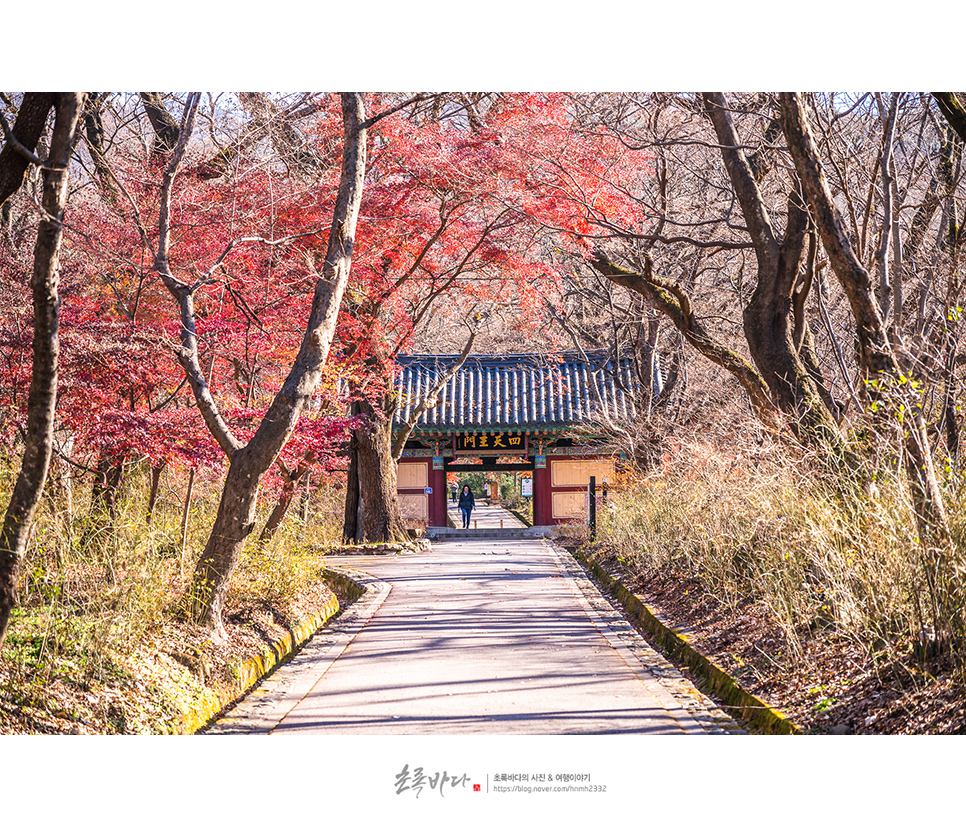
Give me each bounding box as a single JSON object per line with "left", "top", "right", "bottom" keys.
{"left": 392, "top": 352, "right": 650, "bottom": 531}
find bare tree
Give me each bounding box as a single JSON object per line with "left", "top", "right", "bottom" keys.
{"left": 780, "top": 92, "right": 947, "bottom": 527}
{"left": 0, "top": 93, "right": 86, "bottom": 644}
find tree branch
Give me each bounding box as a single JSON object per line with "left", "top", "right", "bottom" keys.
{"left": 590, "top": 250, "right": 779, "bottom": 428}
{"left": 391, "top": 327, "right": 477, "bottom": 460}
{"left": 0, "top": 93, "right": 56, "bottom": 207}
{"left": 932, "top": 92, "right": 966, "bottom": 145}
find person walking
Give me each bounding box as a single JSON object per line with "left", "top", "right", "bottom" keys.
{"left": 458, "top": 485, "right": 475, "bottom": 529}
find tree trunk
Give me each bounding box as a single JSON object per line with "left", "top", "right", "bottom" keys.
{"left": 702, "top": 93, "right": 843, "bottom": 451}
{"left": 146, "top": 463, "right": 164, "bottom": 525}
{"left": 780, "top": 91, "right": 949, "bottom": 560}
{"left": 139, "top": 92, "right": 181, "bottom": 158}
{"left": 90, "top": 455, "right": 125, "bottom": 521}
{"left": 187, "top": 451, "right": 263, "bottom": 632}
{"left": 258, "top": 455, "right": 314, "bottom": 545}
{"left": 0, "top": 93, "right": 85, "bottom": 645}
{"left": 344, "top": 333, "right": 475, "bottom": 544}
{"left": 353, "top": 396, "right": 408, "bottom": 542}
{"left": 259, "top": 485, "right": 297, "bottom": 545}
{"left": 739, "top": 198, "right": 842, "bottom": 448}
{"left": 590, "top": 252, "right": 780, "bottom": 429}
{"left": 932, "top": 93, "right": 966, "bottom": 145}
{"left": 0, "top": 93, "right": 56, "bottom": 208}
{"left": 183, "top": 94, "right": 368, "bottom": 638}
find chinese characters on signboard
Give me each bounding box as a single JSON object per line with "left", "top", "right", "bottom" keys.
{"left": 454, "top": 432, "right": 526, "bottom": 453}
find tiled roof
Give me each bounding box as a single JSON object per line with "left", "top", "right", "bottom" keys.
{"left": 393, "top": 352, "right": 652, "bottom": 432}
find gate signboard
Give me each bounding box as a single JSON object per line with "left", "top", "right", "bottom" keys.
{"left": 454, "top": 432, "right": 526, "bottom": 453}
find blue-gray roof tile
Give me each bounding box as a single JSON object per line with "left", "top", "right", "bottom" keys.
{"left": 393, "top": 352, "right": 646, "bottom": 432}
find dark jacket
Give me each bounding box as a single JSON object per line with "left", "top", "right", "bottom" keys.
{"left": 458, "top": 489, "right": 475, "bottom": 510}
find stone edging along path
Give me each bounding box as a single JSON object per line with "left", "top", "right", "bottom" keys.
{"left": 175, "top": 567, "right": 373, "bottom": 734}
{"left": 568, "top": 548, "right": 802, "bottom": 736}
{"left": 180, "top": 544, "right": 799, "bottom": 735}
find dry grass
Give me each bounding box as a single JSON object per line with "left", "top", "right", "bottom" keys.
{"left": 595, "top": 432, "right": 966, "bottom": 679}
{"left": 0, "top": 464, "right": 346, "bottom": 734}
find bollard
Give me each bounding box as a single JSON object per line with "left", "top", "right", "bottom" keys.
{"left": 589, "top": 476, "right": 597, "bottom": 540}
{"left": 500, "top": 519, "right": 503, "bottom": 528}
{"left": 474, "top": 519, "right": 477, "bottom": 529}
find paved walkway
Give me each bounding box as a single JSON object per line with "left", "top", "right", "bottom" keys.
{"left": 206, "top": 538, "right": 743, "bottom": 735}
{"left": 449, "top": 498, "right": 526, "bottom": 529}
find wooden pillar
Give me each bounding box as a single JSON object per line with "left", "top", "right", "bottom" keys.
{"left": 430, "top": 462, "right": 447, "bottom": 527}
{"left": 533, "top": 457, "right": 552, "bottom": 526}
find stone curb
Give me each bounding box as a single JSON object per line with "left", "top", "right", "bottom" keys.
{"left": 571, "top": 550, "right": 802, "bottom": 736}
{"left": 504, "top": 506, "right": 534, "bottom": 527}
{"left": 173, "top": 568, "right": 363, "bottom": 735}
{"left": 544, "top": 542, "right": 744, "bottom": 734}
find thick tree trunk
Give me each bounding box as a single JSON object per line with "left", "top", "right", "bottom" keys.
{"left": 703, "top": 93, "right": 843, "bottom": 451}
{"left": 0, "top": 93, "right": 85, "bottom": 645}
{"left": 187, "top": 451, "right": 264, "bottom": 632}
{"left": 590, "top": 252, "right": 779, "bottom": 428}
{"left": 932, "top": 93, "right": 966, "bottom": 145}
{"left": 139, "top": 93, "right": 181, "bottom": 158}
{"left": 182, "top": 94, "right": 368, "bottom": 638}
{"left": 351, "top": 396, "right": 409, "bottom": 543}
{"left": 780, "top": 91, "right": 949, "bottom": 543}
{"left": 344, "top": 335, "right": 475, "bottom": 544}
{"left": 739, "top": 201, "right": 842, "bottom": 448}
{"left": 0, "top": 93, "right": 56, "bottom": 208}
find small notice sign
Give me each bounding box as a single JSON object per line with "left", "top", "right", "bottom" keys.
{"left": 424, "top": 487, "right": 433, "bottom": 494}
{"left": 521, "top": 477, "right": 533, "bottom": 497}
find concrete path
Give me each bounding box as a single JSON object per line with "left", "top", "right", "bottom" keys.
{"left": 206, "top": 538, "right": 743, "bottom": 735}
{"left": 449, "top": 499, "right": 526, "bottom": 530}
